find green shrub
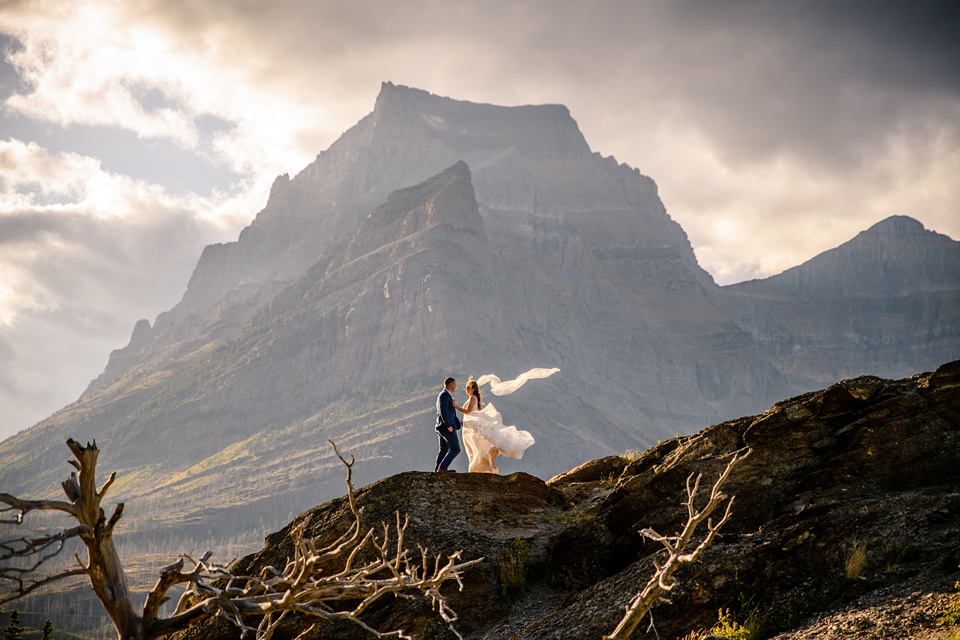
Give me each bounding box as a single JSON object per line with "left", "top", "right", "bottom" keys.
{"left": 552, "top": 508, "right": 587, "bottom": 526}
{"left": 3, "top": 610, "right": 24, "bottom": 640}
{"left": 708, "top": 608, "right": 756, "bottom": 640}
{"left": 940, "top": 580, "right": 960, "bottom": 626}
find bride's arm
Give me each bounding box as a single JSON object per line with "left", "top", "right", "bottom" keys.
{"left": 458, "top": 396, "right": 477, "bottom": 414}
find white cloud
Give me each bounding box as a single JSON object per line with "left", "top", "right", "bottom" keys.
{"left": 4, "top": 7, "right": 199, "bottom": 147}
{"left": 0, "top": 0, "right": 327, "bottom": 180}
{"left": 0, "top": 139, "right": 264, "bottom": 436}
{"left": 622, "top": 120, "right": 960, "bottom": 284}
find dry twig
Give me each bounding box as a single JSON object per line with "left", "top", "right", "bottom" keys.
{"left": 604, "top": 452, "right": 745, "bottom": 640}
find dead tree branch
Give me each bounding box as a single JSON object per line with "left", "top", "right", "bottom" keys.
{"left": 0, "top": 525, "right": 91, "bottom": 604}
{"left": 605, "top": 451, "right": 745, "bottom": 640}
{"left": 1, "top": 438, "right": 481, "bottom": 640}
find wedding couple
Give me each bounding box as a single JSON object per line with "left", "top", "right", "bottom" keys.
{"left": 434, "top": 368, "right": 560, "bottom": 474}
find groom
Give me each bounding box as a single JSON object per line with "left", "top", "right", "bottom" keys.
{"left": 435, "top": 377, "right": 462, "bottom": 472}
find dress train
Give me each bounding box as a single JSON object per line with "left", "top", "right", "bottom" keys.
{"left": 461, "top": 367, "right": 559, "bottom": 474}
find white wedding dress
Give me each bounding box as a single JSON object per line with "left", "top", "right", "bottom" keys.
{"left": 460, "top": 368, "right": 560, "bottom": 474}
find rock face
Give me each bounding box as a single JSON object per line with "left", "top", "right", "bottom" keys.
{"left": 535, "top": 359, "right": 960, "bottom": 639}
{"left": 722, "top": 215, "right": 960, "bottom": 388}
{"left": 87, "top": 82, "right": 792, "bottom": 438}
{"left": 169, "top": 360, "right": 960, "bottom": 640}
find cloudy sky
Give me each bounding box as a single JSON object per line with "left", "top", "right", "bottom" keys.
{"left": 1, "top": 0, "right": 958, "bottom": 440}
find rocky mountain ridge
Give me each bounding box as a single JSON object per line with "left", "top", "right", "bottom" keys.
{"left": 723, "top": 215, "right": 960, "bottom": 388}
{"left": 169, "top": 359, "right": 960, "bottom": 640}
{"left": 86, "top": 83, "right": 790, "bottom": 437}
{"left": 0, "top": 85, "right": 958, "bottom": 638}
{"left": 91, "top": 82, "right": 685, "bottom": 382}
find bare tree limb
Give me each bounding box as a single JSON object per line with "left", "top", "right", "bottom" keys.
{"left": 104, "top": 503, "right": 124, "bottom": 538}
{"left": 604, "top": 451, "right": 745, "bottom": 640}
{"left": 97, "top": 472, "right": 117, "bottom": 501}
{"left": 142, "top": 558, "right": 184, "bottom": 621}
{"left": 62, "top": 472, "right": 81, "bottom": 503}
{"left": 0, "top": 522, "right": 91, "bottom": 605}
{"left": 0, "top": 494, "right": 79, "bottom": 523}
{"left": 0, "top": 567, "right": 89, "bottom": 605}
{"left": 3, "top": 438, "right": 482, "bottom": 640}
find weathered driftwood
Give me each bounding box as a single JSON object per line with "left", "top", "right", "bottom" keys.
{"left": 1, "top": 439, "right": 480, "bottom": 640}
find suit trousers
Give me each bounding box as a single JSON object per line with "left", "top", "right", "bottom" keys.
{"left": 435, "top": 427, "right": 461, "bottom": 470}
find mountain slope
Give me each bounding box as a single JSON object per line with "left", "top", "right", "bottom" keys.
{"left": 88, "top": 83, "right": 790, "bottom": 430}
{"left": 722, "top": 215, "right": 960, "bottom": 387}
{"left": 1, "top": 85, "right": 957, "bottom": 611}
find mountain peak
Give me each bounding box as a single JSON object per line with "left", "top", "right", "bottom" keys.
{"left": 374, "top": 80, "right": 572, "bottom": 118}
{"left": 847, "top": 214, "right": 957, "bottom": 256}
{"left": 373, "top": 81, "right": 430, "bottom": 114}
{"left": 869, "top": 214, "right": 925, "bottom": 232}
{"left": 368, "top": 82, "right": 580, "bottom": 153}
{"left": 862, "top": 215, "right": 926, "bottom": 237}
{"left": 730, "top": 213, "right": 958, "bottom": 295}
{"left": 375, "top": 80, "right": 432, "bottom": 104}
{"left": 345, "top": 161, "right": 484, "bottom": 264}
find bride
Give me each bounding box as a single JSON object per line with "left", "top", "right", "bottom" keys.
{"left": 455, "top": 368, "right": 559, "bottom": 474}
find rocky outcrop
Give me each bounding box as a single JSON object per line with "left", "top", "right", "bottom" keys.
{"left": 533, "top": 358, "right": 960, "bottom": 638}
{"left": 170, "top": 471, "right": 571, "bottom": 640}
{"left": 170, "top": 360, "right": 960, "bottom": 640}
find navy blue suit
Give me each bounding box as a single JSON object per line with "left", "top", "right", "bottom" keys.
{"left": 435, "top": 388, "right": 462, "bottom": 470}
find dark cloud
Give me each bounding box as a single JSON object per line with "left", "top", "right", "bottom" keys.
{"left": 503, "top": 0, "right": 960, "bottom": 170}
{"left": 671, "top": 1, "right": 960, "bottom": 166}
{"left": 0, "top": 210, "right": 74, "bottom": 244}
{"left": 187, "top": 0, "right": 959, "bottom": 172}
{"left": 0, "top": 33, "right": 26, "bottom": 100}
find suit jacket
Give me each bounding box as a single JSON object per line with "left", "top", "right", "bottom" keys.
{"left": 436, "top": 388, "right": 462, "bottom": 431}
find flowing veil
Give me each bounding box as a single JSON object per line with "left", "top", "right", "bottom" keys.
{"left": 476, "top": 367, "right": 561, "bottom": 396}
{"left": 461, "top": 368, "right": 560, "bottom": 471}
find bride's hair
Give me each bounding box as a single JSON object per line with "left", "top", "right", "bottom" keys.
{"left": 466, "top": 379, "right": 482, "bottom": 409}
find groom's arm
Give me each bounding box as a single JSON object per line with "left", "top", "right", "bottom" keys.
{"left": 440, "top": 393, "right": 458, "bottom": 431}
